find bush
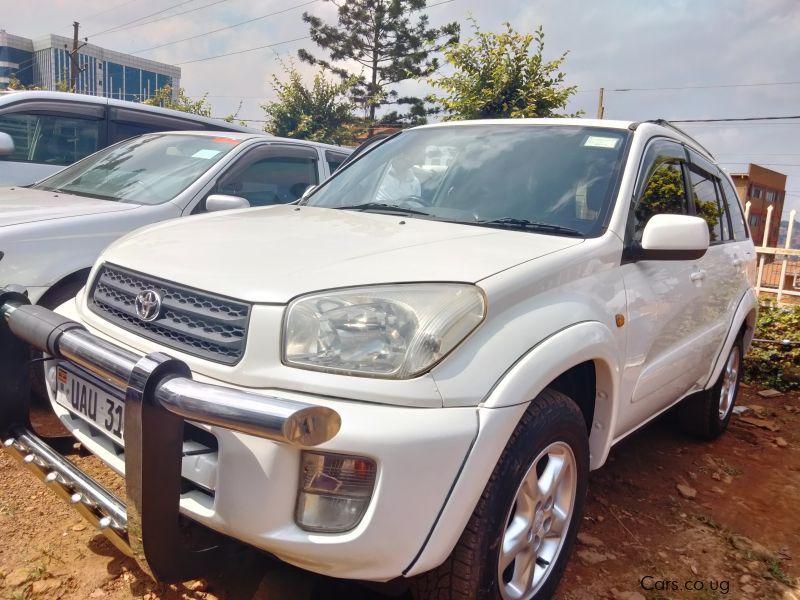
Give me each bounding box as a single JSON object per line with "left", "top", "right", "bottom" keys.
{"left": 743, "top": 304, "right": 800, "bottom": 391}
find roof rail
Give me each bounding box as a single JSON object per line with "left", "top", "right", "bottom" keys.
{"left": 641, "top": 119, "right": 716, "bottom": 161}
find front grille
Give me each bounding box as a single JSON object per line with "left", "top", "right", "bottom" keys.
{"left": 88, "top": 264, "right": 250, "bottom": 365}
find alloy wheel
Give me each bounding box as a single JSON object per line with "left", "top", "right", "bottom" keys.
{"left": 498, "top": 441, "right": 577, "bottom": 600}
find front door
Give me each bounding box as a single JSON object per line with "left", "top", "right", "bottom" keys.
{"left": 616, "top": 138, "right": 708, "bottom": 437}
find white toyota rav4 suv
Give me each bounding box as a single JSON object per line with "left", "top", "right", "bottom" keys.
{"left": 0, "top": 118, "right": 756, "bottom": 600}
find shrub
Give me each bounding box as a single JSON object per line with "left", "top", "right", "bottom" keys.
{"left": 743, "top": 304, "right": 800, "bottom": 391}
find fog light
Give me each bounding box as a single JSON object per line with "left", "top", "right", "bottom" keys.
{"left": 295, "top": 452, "right": 377, "bottom": 533}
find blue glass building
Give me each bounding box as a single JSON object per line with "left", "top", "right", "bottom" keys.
{"left": 0, "top": 30, "right": 180, "bottom": 101}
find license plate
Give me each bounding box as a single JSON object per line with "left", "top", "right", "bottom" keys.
{"left": 55, "top": 366, "right": 124, "bottom": 445}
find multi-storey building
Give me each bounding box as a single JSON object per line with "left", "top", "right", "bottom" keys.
{"left": 731, "top": 163, "right": 786, "bottom": 247}
{"left": 0, "top": 30, "right": 179, "bottom": 101}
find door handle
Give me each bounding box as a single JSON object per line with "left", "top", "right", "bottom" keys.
{"left": 690, "top": 270, "right": 706, "bottom": 281}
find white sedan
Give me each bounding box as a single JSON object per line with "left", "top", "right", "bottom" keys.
{"left": 0, "top": 131, "right": 350, "bottom": 307}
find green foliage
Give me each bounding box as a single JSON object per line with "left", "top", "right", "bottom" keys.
{"left": 7, "top": 73, "right": 41, "bottom": 91}
{"left": 262, "top": 65, "right": 356, "bottom": 145}
{"left": 639, "top": 160, "right": 685, "bottom": 214}
{"left": 428, "top": 20, "right": 580, "bottom": 120}
{"left": 299, "top": 0, "right": 458, "bottom": 122}
{"left": 743, "top": 304, "right": 800, "bottom": 391}
{"left": 143, "top": 85, "right": 212, "bottom": 117}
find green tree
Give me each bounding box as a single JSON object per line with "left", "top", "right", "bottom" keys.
{"left": 262, "top": 65, "right": 356, "bottom": 145}
{"left": 7, "top": 73, "right": 41, "bottom": 91}
{"left": 143, "top": 85, "right": 212, "bottom": 117}
{"left": 298, "top": 0, "right": 458, "bottom": 124}
{"left": 428, "top": 20, "right": 579, "bottom": 120}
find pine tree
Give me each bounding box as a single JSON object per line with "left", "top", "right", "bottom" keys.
{"left": 298, "top": 0, "right": 458, "bottom": 124}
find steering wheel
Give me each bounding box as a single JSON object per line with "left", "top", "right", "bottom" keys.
{"left": 125, "top": 179, "right": 153, "bottom": 196}
{"left": 396, "top": 194, "right": 433, "bottom": 208}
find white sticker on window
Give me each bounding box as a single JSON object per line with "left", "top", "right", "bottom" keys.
{"left": 583, "top": 136, "right": 620, "bottom": 149}
{"left": 192, "top": 149, "right": 222, "bottom": 159}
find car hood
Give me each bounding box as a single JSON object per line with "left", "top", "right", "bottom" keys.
{"left": 101, "top": 205, "right": 584, "bottom": 303}
{"left": 0, "top": 187, "right": 138, "bottom": 227}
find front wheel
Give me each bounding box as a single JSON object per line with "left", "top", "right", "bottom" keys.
{"left": 412, "top": 389, "right": 589, "bottom": 600}
{"left": 678, "top": 337, "right": 743, "bottom": 440}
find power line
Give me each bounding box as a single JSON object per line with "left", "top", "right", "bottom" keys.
{"left": 575, "top": 80, "right": 800, "bottom": 94}
{"left": 87, "top": 0, "right": 200, "bottom": 37}
{"left": 177, "top": 0, "right": 455, "bottom": 66}
{"left": 671, "top": 115, "right": 800, "bottom": 123}
{"left": 177, "top": 35, "right": 311, "bottom": 65}
{"left": 132, "top": 0, "right": 319, "bottom": 55}
{"left": 612, "top": 81, "right": 800, "bottom": 92}
{"left": 81, "top": 0, "right": 143, "bottom": 21}
{"left": 718, "top": 153, "right": 800, "bottom": 157}
{"left": 89, "top": 0, "right": 233, "bottom": 39}
{"left": 720, "top": 162, "right": 800, "bottom": 167}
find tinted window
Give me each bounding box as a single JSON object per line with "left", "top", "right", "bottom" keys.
{"left": 719, "top": 177, "right": 749, "bottom": 240}
{"left": 307, "top": 125, "right": 629, "bottom": 237}
{"left": 689, "top": 169, "right": 723, "bottom": 243}
{"left": 630, "top": 140, "right": 688, "bottom": 243}
{"left": 326, "top": 150, "right": 348, "bottom": 173}
{"left": 110, "top": 121, "right": 163, "bottom": 144}
{"left": 109, "top": 110, "right": 213, "bottom": 144}
{"left": 34, "top": 134, "right": 240, "bottom": 204}
{"left": 218, "top": 156, "right": 319, "bottom": 207}
{"left": 0, "top": 112, "right": 101, "bottom": 165}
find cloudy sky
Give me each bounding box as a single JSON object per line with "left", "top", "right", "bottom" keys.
{"left": 5, "top": 0, "right": 800, "bottom": 217}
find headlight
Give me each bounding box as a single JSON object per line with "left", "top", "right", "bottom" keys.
{"left": 283, "top": 284, "right": 486, "bottom": 378}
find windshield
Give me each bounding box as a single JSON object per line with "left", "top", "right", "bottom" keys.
{"left": 34, "top": 134, "right": 241, "bottom": 204}
{"left": 305, "top": 124, "right": 629, "bottom": 236}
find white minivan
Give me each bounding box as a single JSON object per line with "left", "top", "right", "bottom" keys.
{"left": 0, "top": 90, "right": 260, "bottom": 185}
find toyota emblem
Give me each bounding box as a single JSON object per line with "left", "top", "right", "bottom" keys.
{"left": 134, "top": 289, "right": 162, "bottom": 322}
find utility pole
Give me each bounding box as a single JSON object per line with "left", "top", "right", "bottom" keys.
{"left": 66, "top": 21, "right": 87, "bottom": 92}
{"left": 596, "top": 87, "right": 605, "bottom": 119}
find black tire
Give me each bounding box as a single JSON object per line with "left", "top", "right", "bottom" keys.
{"left": 678, "top": 337, "right": 743, "bottom": 440}
{"left": 412, "top": 389, "right": 590, "bottom": 600}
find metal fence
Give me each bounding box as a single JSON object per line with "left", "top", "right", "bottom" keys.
{"left": 745, "top": 202, "right": 799, "bottom": 304}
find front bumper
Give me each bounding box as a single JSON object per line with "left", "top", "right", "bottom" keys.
{"left": 0, "top": 287, "right": 479, "bottom": 581}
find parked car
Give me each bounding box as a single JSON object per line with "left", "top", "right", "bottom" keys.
{"left": 0, "top": 118, "right": 756, "bottom": 600}
{"left": 0, "top": 130, "right": 351, "bottom": 307}
{"left": 0, "top": 90, "right": 263, "bottom": 185}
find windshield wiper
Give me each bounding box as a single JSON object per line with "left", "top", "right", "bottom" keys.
{"left": 474, "top": 218, "right": 585, "bottom": 237}
{"left": 334, "top": 202, "right": 431, "bottom": 216}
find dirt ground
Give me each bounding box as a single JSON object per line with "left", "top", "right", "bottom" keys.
{"left": 0, "top": 385, "right": 798, "bottom": 600}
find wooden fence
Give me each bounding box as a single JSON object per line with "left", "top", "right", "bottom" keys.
{"left": 745, "top": 202, "right": 799, "bottom": 305}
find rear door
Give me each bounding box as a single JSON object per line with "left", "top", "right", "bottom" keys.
{"left": 684, "top": 151, "right": 742, "bottom": 370}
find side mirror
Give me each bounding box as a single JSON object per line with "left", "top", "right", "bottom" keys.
{"left": 301, "top": 185, "right": 316, "bottom": 199}
{"left": 0, "top": 132, "right": 15, "bottom": 156}
{"left": 206, "top": 194, "right": 250, "bottom": 212}
{"left": 636, "top": 214, "right": 710, "bottom": 260}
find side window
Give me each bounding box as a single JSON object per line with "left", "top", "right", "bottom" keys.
{"left": 108, "top": 108, "right": 208, "bottom": 144}
{"left": 630, "top": 140, "right": 688, "bottom": 243}
{"left": 326, "top": 151, "right": 348, "bottom": 173}
{"left": 110, "top": 121, "right": 163, "bottom": 144}
{"left": 689, "top": 169, "right": 723, "bottom": 243}
{"left": 216, "top": 153, "right": 319, "bottom": 208}
{"left": 719, "top": 177, "right": 749, "bottom": 240}
{"left": 0, "top": 112, "right": 102, "bottom": 165}
{"left": 715, "top": 180, "right": 731, "bottom": 242}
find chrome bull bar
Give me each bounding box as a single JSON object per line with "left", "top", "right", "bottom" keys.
{"left": 0, "top": 286, "right": 342, "bottom": 581}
